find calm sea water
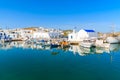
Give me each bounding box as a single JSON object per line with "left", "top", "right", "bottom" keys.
{"left": 0, "top": 42, "right": 120, "bottom": 80}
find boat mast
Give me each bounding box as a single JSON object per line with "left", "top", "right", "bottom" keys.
{"left": 111, "top": 24, "right": 115, "bottom": 34}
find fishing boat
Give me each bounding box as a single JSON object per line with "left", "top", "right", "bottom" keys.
{"left": 50, "top": 44, "right": 60, "bottom": 48}
{"left": 106, "top": 37, "right": 120, "bottom": 44}
{"left": 95, "top": 40, "right": 110, "bottom": 48}
{"left": 80, "top": 39, "right": 96, "bottom": 48}
{"left": 61, "top": 41, "right": 70, "bottom": 48}
{"left": 106, "top": 25, "right": 120, "bottom": 44}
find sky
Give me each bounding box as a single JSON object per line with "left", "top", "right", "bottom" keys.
{"left": 0, "top": 0, "right": 120, "bottom": 32}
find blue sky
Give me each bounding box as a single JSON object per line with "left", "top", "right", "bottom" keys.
{"left": 0, "top": 0, "right": 120, "bottom": 32}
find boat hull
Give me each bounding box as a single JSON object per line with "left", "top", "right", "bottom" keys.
{"left": 106, "top": 37, "right": 120, "bottom": 44}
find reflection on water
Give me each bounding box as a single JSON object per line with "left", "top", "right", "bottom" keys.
{"left": 0, "top": 41, "right": 51, "bottom": 50}
{"left": 1, "top": 41, "right": 120, "bottom": 56}
{"left": 0, "top": 42, "right": 120, "bottom": 80}
{"left": 69, "top": 46, "right": 107, "bottom": 56}
{"left": 69, "top": 44, "right": 120, "bottom": 56}
{"left": 109, "top": 44, "right": 120, "bottom": 52}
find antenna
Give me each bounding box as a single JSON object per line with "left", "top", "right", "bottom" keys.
{"left": 111, "top": 24, "right": 115, "bottom": 34}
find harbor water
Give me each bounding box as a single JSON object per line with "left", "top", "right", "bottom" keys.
{"left": 0, "top": 42, "right": 120, "bottom": 80}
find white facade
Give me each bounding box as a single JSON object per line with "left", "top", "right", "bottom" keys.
{"left": 68, "top": 29, "right": 97, "bottom": 42}
{"left": 49, "top": 32, "right": 60, "bottom": 38}
{"left": 9, "top": 33, "right": 19, "bottom": 40}
{"left": 33, "top": 32, "right": 50, "bottom": 39}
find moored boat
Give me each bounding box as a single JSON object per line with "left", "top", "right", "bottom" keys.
{"left": 106, "top": 37, "right": 120, "bottom": 44}
{"left": 95, "top": 40, "right": 110, "bottom": 48}
{"left": 61, "top": 41, "right": 70, "bottom": 48}
{"left": 80, "top": 39, "right": 96, "bottom": 48}
{"left": 50, "top": 44, "right": 60, "bottom": 48}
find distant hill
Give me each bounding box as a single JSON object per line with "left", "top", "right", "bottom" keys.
{"left": 98, "top": 32, "right": 120, "bottom": 37}
{"left": 62, "top": 30, "right": 73, "bottom": 37}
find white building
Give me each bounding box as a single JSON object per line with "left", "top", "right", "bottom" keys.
{"left": 21, "top": 29, "right": 33, "bottom": 39}
{"left": 8, "top": 32, "right": 19, "bottom": 40}
{"left": 68, "top": 29, "right": 98, "bottom": 42}
{"left": 49, "top": 32, "right": 60, "bottom": 38}
{"left": 33, "top": 31, "right": 50, "bottom": 39}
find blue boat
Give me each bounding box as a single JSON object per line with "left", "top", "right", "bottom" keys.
{"left": 50, "top": 44, "right": 60, "bottom": 48}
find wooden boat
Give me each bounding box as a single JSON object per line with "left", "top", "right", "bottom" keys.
{"left": 61, "top": 41, "right": 70, "bottom": 48}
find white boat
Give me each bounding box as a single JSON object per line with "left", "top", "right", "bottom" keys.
{"left": 95, "top": 40, "right": 110, "bottom": 48}
{"left": 106, "top": 37, "right": 120, "bottom": 44}
{"left": 80, "top": 39, "right": 95, "bottom": 48}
